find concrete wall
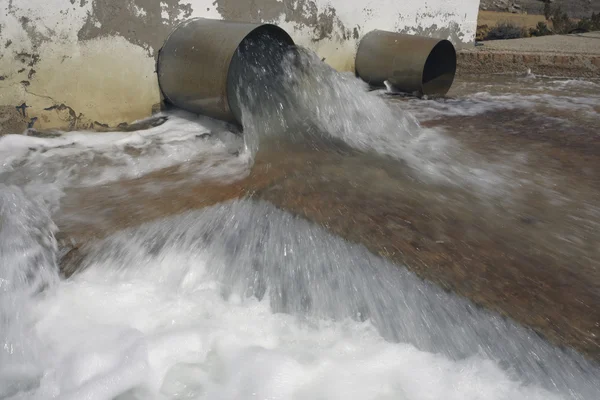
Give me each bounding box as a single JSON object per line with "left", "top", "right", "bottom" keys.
{"left": 0, "top": 0, "right": 480, "bottom": 133}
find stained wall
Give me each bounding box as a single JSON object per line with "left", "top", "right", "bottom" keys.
{"left": 0, "top": 0, "right": 480, "bottom": 133}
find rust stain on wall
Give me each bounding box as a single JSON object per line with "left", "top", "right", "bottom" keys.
{"left": 213, "top": 0, "right": 343, "bottom": 42}
{"left": 0, "top": 105, "right": 28, "bottom": 135}
{"left": 17, "top": 15, "right": 53, "bottom": 47}
{"left": 76, "top": 0, "right": 350, "bottom": 53}
{"left": 77, "top": 0, "right": 193, "bottom": 58}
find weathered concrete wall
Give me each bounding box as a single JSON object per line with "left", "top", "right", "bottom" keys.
{"left": 0, "top": 0, "right": 480, "bottom": 133}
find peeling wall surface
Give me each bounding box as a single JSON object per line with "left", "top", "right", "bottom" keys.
{"left": 0, "top": 0, "right": 480, "bottom": 133}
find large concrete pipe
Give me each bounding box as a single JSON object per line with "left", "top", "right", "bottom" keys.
{"left": 157, "top": 18, "right": 295, "bottom": 125}
{"left": 355, "top": 30, "right": 457, "bottom": 96}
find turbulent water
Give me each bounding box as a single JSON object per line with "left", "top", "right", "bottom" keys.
{"left": 1, "top": 45, "right": 600, "bottom": 399}
{"left": 234, "top": 42, "right": 507, "bottom": 193}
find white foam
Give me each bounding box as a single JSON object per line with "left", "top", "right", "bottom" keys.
{"left": 394, "top": 74, "right": 600, "bottom": 123}
{"left": 8, "top": 246, "right": 560, "bottom": 400}
{"left": 401, "top": 91, "right": 600, "bottom": 121}
{"left": 3, "top": 200, "right": 598, "bottom": 399}
{"left": 0, "top": 110, "right": 251, "bottom": 188}
{"left": 547, "top": 79, "right": 600, "bottom": 90}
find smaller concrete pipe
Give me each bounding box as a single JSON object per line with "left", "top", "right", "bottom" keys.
{"left": 355, "top": 30, "right": 457, "bottom": 96}
{"left": 157, "top": 18, "right": 295, "bottom": 125}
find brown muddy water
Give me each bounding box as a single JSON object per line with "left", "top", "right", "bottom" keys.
{"left": 1, "top": 59, "right": 600, "bottom": 399}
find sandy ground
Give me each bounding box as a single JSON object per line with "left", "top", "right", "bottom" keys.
{"left": 478, "top": 10, "right": 550, "bottom": 29}
{"left": 480, "top": 0, "right": 600, "bottom": 19}
{"left": 458, "top": 32, "right": 600, "bottom": 77}
{"left": 475, "top": 31, "right": 600, "bottom": 54}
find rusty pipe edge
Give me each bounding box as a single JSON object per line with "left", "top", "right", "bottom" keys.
{"left": 355, "top": 30, "right": 457, "bottom": 97}
{"left": 157, "top": 18, "right": 295, "bottom": 125}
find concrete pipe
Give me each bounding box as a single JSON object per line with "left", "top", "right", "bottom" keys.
{"left": 157, "top": 18, "right": 295, "bottom": 125}
{"left": 355, "top": 30, "right": 457, "bottom": 96}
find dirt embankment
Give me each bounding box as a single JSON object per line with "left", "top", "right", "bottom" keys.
{"left": 480, "top": 0, "right": 600, "bottom": 19}
{"left": 478, "top": 10, "right": 549, "bottom": 29}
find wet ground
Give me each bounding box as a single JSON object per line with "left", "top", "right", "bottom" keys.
{"left": 53, "top": 73, "right": 600, "bottom": 363}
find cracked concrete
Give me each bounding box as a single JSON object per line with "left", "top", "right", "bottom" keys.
{"left": 0, "top": 0, "right": 479, "bottom": 134}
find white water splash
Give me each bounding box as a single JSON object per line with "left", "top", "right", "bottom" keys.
{"left": 234, "top": 46, "right": 513, "bottom": 193}
{"left": 399, "top": 92, "right": 600, "bottom": 121}
{"left": 399, "top": 76, "right": 600, "bottom": 122}
{"left": 3, "top": 200, "right": 597, "bottom": 400}
{"left": 0, "top": 110, "right": 251, "bottom": 189}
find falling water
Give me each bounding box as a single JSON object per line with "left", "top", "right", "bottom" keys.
{"left": 233, "top": 38, "right": 510, "bottom": 194}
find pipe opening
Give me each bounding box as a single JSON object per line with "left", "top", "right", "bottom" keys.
{"left": 422, "top": 40, "right": 457, "bottom": 96}
{"left": 354, "top": 30, "right": 457, "bottom": 97}
{"left": 228, "top": 25, "right": 295, "bottom": 124}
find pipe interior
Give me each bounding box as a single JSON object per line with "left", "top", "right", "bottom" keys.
{"left": 227, "top": 25, "right": 295, "bottom": 124}
{"left": 422, "top": 40, "right": 457, "bottom": 96}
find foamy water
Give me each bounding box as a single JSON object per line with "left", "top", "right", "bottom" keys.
{"left": 1, "top": 48, "right": 600, "bottom": 400}
{"left": 3, "top": 199, "right": 598, "bottom": 400}
{"left": 0, "top": 110, "right": 250, "bottom": 189}
{"left": 233, "top": 46, "right": 515, "bottom": 194}
{"left": 398, "top": 76, "right": 600, "bottom": 122}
